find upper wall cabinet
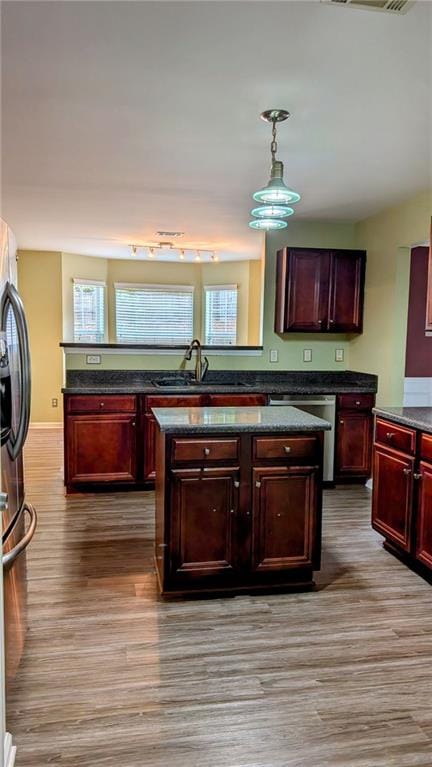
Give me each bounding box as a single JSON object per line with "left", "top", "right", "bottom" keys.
{"left": 274, "top": 247, "right": 366, "bottom": 334}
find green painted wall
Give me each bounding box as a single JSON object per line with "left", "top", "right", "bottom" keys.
{"left": 351, "top": 190, "right": 432, "bottom": 407}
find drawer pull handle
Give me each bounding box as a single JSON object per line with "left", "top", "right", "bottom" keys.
{"left": 403, "top": 468, "right": 411, "bottom": 475}
{"left": 234, "top": 481, "right": 240, "bottom": 488}
{"left": 204, "top": 447, "right": 211, "bottom": 456}
{"left": 386, "top": 432, "right": 395, "bottom": 440}
{"left": 414, "top": 473, "right": 422, "bottom": 480}
{"left": 284, "top": 446, "right": 291, "bottom": 454}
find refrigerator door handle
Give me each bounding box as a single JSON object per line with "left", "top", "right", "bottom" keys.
{"left": 2, "top": 503, "right": 37, "bottom": 571}
{"left": 0, "top": 282, "right": 31, "bottom": 459}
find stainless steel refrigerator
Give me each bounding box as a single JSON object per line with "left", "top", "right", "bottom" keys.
{"left": 0, "top": 219, "right": 37, "bottom": 767}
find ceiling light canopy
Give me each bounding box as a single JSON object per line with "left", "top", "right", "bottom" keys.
{"left": 249, "top": 109, "right": 301, "bottom": 230}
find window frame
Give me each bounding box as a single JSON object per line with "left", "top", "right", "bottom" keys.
{"left": 72, "top": 278, "right": 106, "bottom": 343}
{"left": 114, "top": 281, "right": 195, "bottom": 345}
{"left": 203, "top": 283, "right": 238, "bottom": 346}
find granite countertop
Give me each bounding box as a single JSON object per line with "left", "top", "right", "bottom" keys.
{"left": 62, "top": 369, "right": 378, "bottom": 396}
{"left": 373, "top": 407, "right": 432, "bottom": 435}
{"left": 153, "top": 405, "right": 332, "bottom": 434}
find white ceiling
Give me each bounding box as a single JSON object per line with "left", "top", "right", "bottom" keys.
{"left": 1, "top": 0, "right": 431, "bottom": 262}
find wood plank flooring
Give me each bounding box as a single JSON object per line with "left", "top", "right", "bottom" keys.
{"left": 6, "top": 427, "right": 432, "bottom": 766}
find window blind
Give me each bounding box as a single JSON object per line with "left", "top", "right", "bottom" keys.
{"left": 204, "top": 285, "right": 238, "bottom": 345}
{"left": 115, "top": 283, "right": 194, "bottom": 344}
{"left": 73, "top": 280, "right": 105, "bottom": 342}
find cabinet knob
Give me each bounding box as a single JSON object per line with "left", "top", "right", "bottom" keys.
{"left": 386, "top": 432, "right": 395, "bottom": 440}
{"left": 318, "top": 320, "right": 323, "bottom": 325}
{"left": 277, "top": 512, "right": 282, "bottom": 517}
{"left": 355, "top": 401, "right": 361, "bottom": 406}
{"left": 255, "top": 481, "right": 261, "bottom": 488}
{"left": 234, "top": 480, "right": 240, "bottom": 488}
{"left": 284, "top": 446, "right": 291, "bottom": 454}
{"left": 212, "top": 508, "right": 217, "bottom": 513}
{"left": 329, "top": 319, "right": 334, "bottom": 324}
{"left": 230, "top": 509, "right": 235, "bottom": 514}
{"left": 413, "top": 473, "right": 422, "bottom": 480}
{"left": 403, "top": 468, "right": 411, "bottom": 475}
{"left": 339, "top": 420, "right": 344, "bottom": 425}
{"left": 246, "top": 511, "right": 251, "bottom": 516}
{"left": 204, "top": 447, "right": 211, "bottom": 456}
{"left": 100, "top": 402, "right": 105, "bottom": 407}
{"left": 132, "top": 421, "right": 136, "bottom": 426}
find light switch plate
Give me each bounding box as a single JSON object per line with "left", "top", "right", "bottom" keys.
{"left": 303, "top": 349, "right": 312, "bottom": 363}
{"left": 86, "top": 354, "right": 101, "bottom": 365}
{"left": 269, "top": 349, "right": 278, "bottom": 363}
{"left": 335, "top": 348, "right": 344, "bottom": 362}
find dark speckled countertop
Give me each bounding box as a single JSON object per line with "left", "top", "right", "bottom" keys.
{"left": 62, "top": 369, "right": 378, "bottom": 396}
{"left": 153, "top": 405, "right": 332, "bottom": 434}
{"left": 373, "top": 407, "right": 432, "bottom": 435}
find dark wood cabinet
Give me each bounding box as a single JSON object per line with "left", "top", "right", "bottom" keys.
{"left": 275, "top": 247, "right": 366, "bottom": 334}
{"left": 372, "top": 444, "right": 414, "bottom": 552}
{"left": 415, "top": 461, "right": 432, "bottom": 569}
{"left": 155, "top": 429, "right": 324, "bottom": 597}
{"left": 335, "top": 394, "right": 374, "bottom": 481}
{"left": 169, "top": 468, "right": 240, "bottom": 582}
{"left": 336, "top": 412, "right": 372, "bottom": 478}
{"left": 143, "top": 412, "right": 157, "bottom": 481}
{"left": 251, "top": 466, "right": 318, "bottom": 572}
{"left": 66, "top": 413, "right": 137, "bottom": 485}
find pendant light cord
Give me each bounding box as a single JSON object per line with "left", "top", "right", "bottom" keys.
{"left": 270, "top": 118, "right": 278, "bottom": 163}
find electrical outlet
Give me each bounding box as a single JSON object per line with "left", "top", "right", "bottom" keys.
{"left": 335, "top": 348, "right": 344, "bottom": 362}
{"left": 51, "top": 398, "right": 58, "bottom": 408}
{"left": 269, "top": 349, "right": 278, "bottom": 363}
{"left": 86, "top": 354, "right": 101, "bottom": 365}
{"left": 303, "top": 349, "right": 312, "bottom": 363}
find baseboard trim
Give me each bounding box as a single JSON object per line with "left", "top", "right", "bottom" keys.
{"left": 29, "top": 422, "right": 63, "bottom": 429}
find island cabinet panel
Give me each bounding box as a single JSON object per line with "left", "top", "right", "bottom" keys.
{"left": 251, "top": 466, "right": 318, "bottom": 572}
{"left": 371, "top": 445, "right": 414, "bottom": 552}
{"left": 66, "top": 414, "right": 137, "bottom": 484}
{"left": 274, "top": 247, "right": 366, "bottom": 334}
{"left": 415, "top": 461, "right": 432, "bottom": 569}
{"left": 207, "top": 394, "right": 267, "bottom": 407}
{"left": 169, "top": 468, "right": 240, "bottom": 581}
{"left": 156, "top": 430, "right": 325, "bottom": 596}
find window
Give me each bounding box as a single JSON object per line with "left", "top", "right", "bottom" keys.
{"left": 73, "top": 279, "right": 105, "bottom": 342}
{"left": 115, "top": 283, "right": 194, "bottom": 344}
{"left": 204, "top": 285, "right": 238, "bottom": 345}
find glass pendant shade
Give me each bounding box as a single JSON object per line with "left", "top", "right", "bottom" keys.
{"left": 253, "top": 160, "right": 301, "bottom": 205}
{"left": 249, "top": 218, "right": 287, "bottom": 230}
{"left": 251, "top": 204, "right": 294, "bottom": 219}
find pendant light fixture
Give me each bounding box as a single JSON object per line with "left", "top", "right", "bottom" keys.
{"left": 250, "top": 109, "right": 300, "bottom": 230}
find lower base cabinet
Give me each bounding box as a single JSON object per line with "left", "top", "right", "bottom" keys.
{"left": 372, "top": 418, "right": 432, "bottom": 579}
{"left": 155, "top": 430, "right": 324, "bottom": 597}
{"left": 66, "top": 413, "right": 137, "bottom": 485}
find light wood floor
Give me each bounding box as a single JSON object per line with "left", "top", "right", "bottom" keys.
{"left": 7, "top": 427, "right": 432, "bottom": 766}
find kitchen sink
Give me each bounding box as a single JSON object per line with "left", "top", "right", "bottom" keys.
{"left": 152, "top": 378, "right": 252, "bottom": 388}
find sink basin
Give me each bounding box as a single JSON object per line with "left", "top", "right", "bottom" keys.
{"left": 152, "top": 378, "right": 252, "bottom": 388}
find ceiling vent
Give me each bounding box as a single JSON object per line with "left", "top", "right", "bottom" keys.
{"left": 156, "top": 231, "right": 184, "bottom": 238}
{"left": 321, "top": 0, "right": 415, "bottom": 13}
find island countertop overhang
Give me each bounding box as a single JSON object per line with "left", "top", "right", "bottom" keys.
{"left": 153, "top": 405, "right": 332, "bottom": 434}
{"left": 373, "top": 406, "right": 432, "bottom": 435}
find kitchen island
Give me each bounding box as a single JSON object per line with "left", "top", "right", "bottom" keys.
{"left": 372, "top": 407, "right": 432, "bottom": 580}
{"left": 153, "top": 405, "right": 330, "bottom": 598}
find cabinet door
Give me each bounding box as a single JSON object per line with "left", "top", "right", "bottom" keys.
{"left": 372, "top": 445, "right": 414, "bottom": 551}
{"left": 276, "top": 249, "right": 330, "bottom": 332}
{"left": 169, "top": 468, "right": 239, "bottom": 581}
{"left": 143, "top": 412, "right": 157, "bottom": 480}
{"left": 416, "top": 461, "right": 432, "bottom": 569}
{"left": 336, "top": 411, "right": 372, "bottom": 477}
{"left": 251, "top": 466, "right": 319, "bottom": 572}
{"left": 66, "top": 414, "right": 137, "bottom": 483}
{"left": 328, "top": 250, "right": 365, "bottom": 332}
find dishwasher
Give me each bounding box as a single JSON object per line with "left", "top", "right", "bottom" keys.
{"left": 268, "top": 394, "right": 336, "bottom": 482}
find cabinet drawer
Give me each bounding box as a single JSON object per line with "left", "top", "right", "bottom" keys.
{"left": 420, "top": 433, "right": 432, "bottom": 462}
{"left": 66, "top": 395, "right": 136, "bottom": 414}
{"left": 253, "top": 435, "right": 319, "bottom": 461}
{"left": 172, "top": 438, "right": 239, "bottom": 463}
{"left": 375, "top": 418, "right": 416, "bottom": 455}
{"left": 146, "top": 395, "right": 202, "bottom": 412}
{"left": 208, "top": 394, "right": 267, "bottom": 407}
{"left": 337, "top": 393, "right": 374, "bottom": 410}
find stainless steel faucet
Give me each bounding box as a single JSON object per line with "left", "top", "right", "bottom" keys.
{"left": 184, "top": 339, "right": 209, "bottom": 383}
